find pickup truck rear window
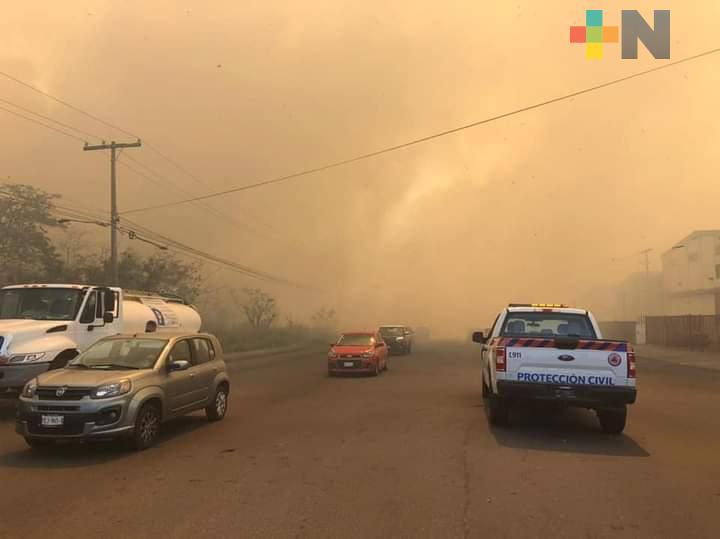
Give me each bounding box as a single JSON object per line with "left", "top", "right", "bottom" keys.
{"left": 500, "top": 312, "right": 596, "bottom": 339}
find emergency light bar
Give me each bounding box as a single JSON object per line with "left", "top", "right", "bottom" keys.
{"left": 508, "top": 303, "right": 569, "bottom": 308}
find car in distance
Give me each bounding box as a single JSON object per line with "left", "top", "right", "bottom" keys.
{"left": 16, "top": 332, "right": 230, "bottom": 450}
{"left": 378, "top": 325, "right": 413, "bottom": 355}
{"left": 328, "top": 332, "right": 388, "bottom": 376}
{"left": 473, "top": 304, "right": 636, "bottom": 433}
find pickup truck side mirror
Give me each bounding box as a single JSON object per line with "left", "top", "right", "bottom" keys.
{"left": 472, "top": 331, "right": 486, "bottom": 344}
{"left": 103, "top": 312, "right": 114, "bottom": 324}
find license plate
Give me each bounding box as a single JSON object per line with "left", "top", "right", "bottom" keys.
{"left": 41, "top": 415, "right": 64, "bottom": 427}
{"left": 343, "top": 361, "right": 354, "bottom": 367}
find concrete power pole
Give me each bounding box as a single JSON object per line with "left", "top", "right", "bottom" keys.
{"left": 83, "top": 140, "right": 142, "bottom": 285}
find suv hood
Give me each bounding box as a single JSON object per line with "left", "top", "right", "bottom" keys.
{"left": 35, "top": 368, "right": 150, "bottom": 387}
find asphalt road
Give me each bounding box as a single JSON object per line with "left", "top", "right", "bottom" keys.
{"left": 0, "top": 343, "right": 718, "bottom": 539}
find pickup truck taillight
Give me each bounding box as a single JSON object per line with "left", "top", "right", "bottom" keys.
{"left": 495, "top": 346, "right": 506, "bottom": 372}
{"left": 627, "top": 350, "right": 636, "bottom": 379}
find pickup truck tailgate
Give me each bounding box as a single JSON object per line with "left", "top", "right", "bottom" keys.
{"left": 499, "top": 337, "right": 634, "bottom": 387}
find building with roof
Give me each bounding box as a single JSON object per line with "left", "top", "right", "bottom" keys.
{"left": 661, "top": 230, "right": 720, "bottom": 315}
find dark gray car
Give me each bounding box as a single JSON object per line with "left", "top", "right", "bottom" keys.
{"left": 16, "top": 332, "right": 230, "bottom": 450}
{"left": 378, "top": 325, "right": 414, "bottom": 355}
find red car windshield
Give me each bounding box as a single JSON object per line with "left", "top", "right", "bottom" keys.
{"left": 337, "top": 334, "right": 374, "bottom": 346}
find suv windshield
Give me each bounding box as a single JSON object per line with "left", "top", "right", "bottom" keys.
{"left": 69, "top": 338, "right": 168, "bottom": 370}
{"left": 501, "top": 312, "right": 596, "bottom": 339}
{"left": 337, "top": 334, "right": 374, "bottom": 346}
{"left": 0, "top": 288, "right": 84, "bottom": 321}
{"left": 379, "top": 327, "right": 404, "bottom": 336}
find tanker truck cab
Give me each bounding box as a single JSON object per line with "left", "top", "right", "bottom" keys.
{"left": 473, "top": 304, "right": 637, "bottom": 434}
{"left": 0, "top": 284, "right": 201, "bottom": 394}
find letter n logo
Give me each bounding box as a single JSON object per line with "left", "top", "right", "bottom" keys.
{"left": 621, "top": 10, "right": 671, "bottom": 59}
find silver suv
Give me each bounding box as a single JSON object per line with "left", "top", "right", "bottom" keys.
{"left": 16, "top": 333, "right": 230, "bottom": 450}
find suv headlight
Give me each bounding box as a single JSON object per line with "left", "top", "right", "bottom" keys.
{"left": 396, "top": 336, "right": 405, "bottom": 341}
{"left": 10, "top": 352, "right": 47, "bottom": 364}
{"left": 92, "top": 380, "right": 131, "bottom": 399}
{"left": 22, "top": 378, "right": 38, "bottom": 398}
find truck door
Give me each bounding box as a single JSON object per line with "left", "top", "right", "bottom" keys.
{"left": 74, "top": 288, "right": 120, "bottom": 351}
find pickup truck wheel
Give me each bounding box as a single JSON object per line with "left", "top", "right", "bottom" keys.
{"left": 206, "top": 384, "right": 229, "bottom": 422}
{"left": 488, "top": 395, "right": 510, "bottom": 426}
{"left": 131, "top": 403, "right": 161, "bottom": 450}
{"left": 597, "top": 406, "right": 627, "bottom": 434}
{"left": 481, "top": 373, "right": 490, "bottom": 399}
{"left": 24, "top": 437, "right": 54, "bottom": 450}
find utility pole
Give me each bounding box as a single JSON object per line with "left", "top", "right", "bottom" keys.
{"left": 640, "top": 248, "right": 651, "bottom": 275}
{"left": 84, "top": 140, "right": 142, "bottom": 285}
{"left": 639, "top": 248, "right": 653, "bottom": 344}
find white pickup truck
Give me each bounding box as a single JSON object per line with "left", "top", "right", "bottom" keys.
{"left": 473, "top": 304, "right": 636, "bottom": 434}
{"left": 0, "top": 284, "right": 201, "bottom": 394}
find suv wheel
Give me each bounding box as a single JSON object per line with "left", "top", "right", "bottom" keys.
{"left": 597, "top": 406, "right": 627, "bottom": 434}
{"left": 132, "top": 402, "right": 161, "bottom": 450}
{"left": 206, "top": 384, "right": 229, "bottom": 422}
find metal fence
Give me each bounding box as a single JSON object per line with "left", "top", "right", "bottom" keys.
{"left": 646, "top": 315, "right": 720, "bottom": 349}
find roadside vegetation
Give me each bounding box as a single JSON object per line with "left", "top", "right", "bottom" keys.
{"left": 0, "top": 183, "right": 338, "bottom": 352}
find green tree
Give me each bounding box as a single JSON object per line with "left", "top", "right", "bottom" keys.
{"left": 68, "top": 249, "right": 202, "bottom": 302}
{"left": 240, "top": 288, "right": 278, "bottom": 328}
{"left": 312, "top": 306, "right": 337, "bottom": 330}
{"left": 0, "top": 184, "right": 62, "bottom": 284}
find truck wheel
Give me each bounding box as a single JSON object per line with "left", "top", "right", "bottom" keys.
{"left": 24, "top": 437, "right": 54, "bottom": 450}
{"left": 488, "top": 395, "right": 510, "bottom": 426}
{"left": 206, "top": 384, "right": 229, "bottom": 422}
{"left": 49, "top": 350, "right": 78, "bottom": 370}
{"left": 597, "top": 406, "right": 627, "bottom": 435}
{"left": 131, "top": 402, "right": 161, "bottom": 450}
{"left": 481, "top": 372, "right": 490, "bottom": 399}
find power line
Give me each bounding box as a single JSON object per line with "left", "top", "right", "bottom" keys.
{"left": 119, "top": 154, "right": 292, "bottom": 241}
{"left": 0, "top": 96, "right": 105, "bottom": 141}
{"left": 120, "top": 46, "right": 720, "bottom": 215}
{"left": 0, "top": 71, "right": 139, "bottom": 139}
{"left": 1, "top": 187, "right": 313, "bottom": 289}
{"left": 0, "top": 104, "right": 88, "bottom": 143}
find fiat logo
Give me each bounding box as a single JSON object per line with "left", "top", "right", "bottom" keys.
{"left": 608, "top": 353, "right": 622, "bottom": 367}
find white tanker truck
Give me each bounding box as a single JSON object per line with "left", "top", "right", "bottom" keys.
{"left": 0, "top": 284, "right": 201, "bottom": 393}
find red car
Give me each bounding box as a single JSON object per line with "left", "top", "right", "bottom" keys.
{"left": 328, "top": 332, "right": 389, "bottom": 377}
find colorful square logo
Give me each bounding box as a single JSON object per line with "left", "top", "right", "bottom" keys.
{"left": 570, "top": 9, "right": 619, "bottom": 59}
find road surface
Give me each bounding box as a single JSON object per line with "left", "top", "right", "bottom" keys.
{"left": 0, "top": 343, "right": 718, "bottom": 538}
